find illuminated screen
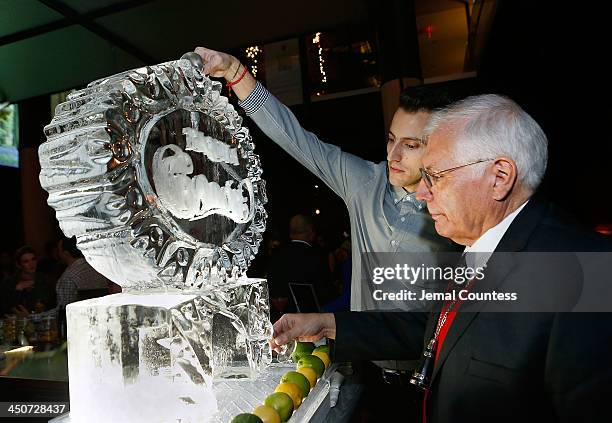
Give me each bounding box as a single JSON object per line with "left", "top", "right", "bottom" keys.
{"left": 0, "top": 104, "right": 19, "bottom": 168}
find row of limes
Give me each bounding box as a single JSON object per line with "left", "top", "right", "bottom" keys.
{"left": 231, "top": 342, "right": 331, "bottom": 423}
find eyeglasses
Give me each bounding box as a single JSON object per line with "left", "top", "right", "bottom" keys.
{"left": 419, "top": 158, "right": 494, "bottom": 189}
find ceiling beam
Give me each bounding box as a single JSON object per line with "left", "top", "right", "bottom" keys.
{"left": 37, "top": 0, "right": 157, "bottom": 64}
{"left": 0, "top": 0, "right": 155, "bottom": 47}
{"left": 0, "top": 0, "right": 156, "bottom": 63}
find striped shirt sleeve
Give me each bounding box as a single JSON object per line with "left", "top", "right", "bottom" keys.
{"left": 237, "top": 81, "right": 270, "bottom": 116}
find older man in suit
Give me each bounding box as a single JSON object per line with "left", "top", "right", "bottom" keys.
{"left": 271, "top": 94, "right": 612, "bottom": 422}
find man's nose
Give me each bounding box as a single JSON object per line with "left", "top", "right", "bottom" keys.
{"left": 387, "top": 143, "right": 401, "bottom": 162}
{"left": 416, "top": 179, "right": 432, "bottom": 202}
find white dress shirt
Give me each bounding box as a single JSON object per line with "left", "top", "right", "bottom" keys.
{"left": 464, "top": 201, "right": 529, "bottom": 268}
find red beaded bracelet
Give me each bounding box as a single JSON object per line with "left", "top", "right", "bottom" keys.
{"left": 226, "top": 65, "right": 248, "bottom": 96}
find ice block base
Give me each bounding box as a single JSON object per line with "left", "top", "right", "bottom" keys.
{"left": 63, "top": 278, "right": 272, "bottom": 423}
{"left": 51, "top": 363, "right": 335, "bottom": 423}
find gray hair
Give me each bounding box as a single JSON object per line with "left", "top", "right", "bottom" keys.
{"left": 424, "top": 94, "right": 548, "bottom": 192}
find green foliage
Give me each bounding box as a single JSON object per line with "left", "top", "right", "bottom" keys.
{"left": 0, "top": 104, "right": 18, "bottom": 147}
{"left": 0, "top": 108, "right": 11, "bottom": 120}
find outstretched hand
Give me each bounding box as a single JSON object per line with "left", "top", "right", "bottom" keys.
{"left": 194, "top": 47, "right": 237, "bottom": 78}
{"left": 270, "top": 313, "right": 336, "bottom": 352}
{"left": 193, "top": 46, "right": 257, "bottom": 100}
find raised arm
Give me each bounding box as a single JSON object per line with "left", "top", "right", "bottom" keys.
{"left": 194, "top": 47, "right": 377, "bottom": 203}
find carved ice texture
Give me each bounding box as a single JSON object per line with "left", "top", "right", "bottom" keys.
{"left": 67, "top": 279, "right": 272, "bottom": 422}
{"left": 40, "top": 55, "right": 272, "bottom": 422}
{"left": 39, "top": 57, "right": 267, "bottom": 291}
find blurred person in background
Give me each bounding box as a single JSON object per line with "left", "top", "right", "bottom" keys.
{"left": 322, "top": 236, "right": 352, "bottom": 312}
{"left": 0, "top": 247, "right": 14, "bottom": 315}
{"left": 38, "top": 238, "right": 66, "bottom": 284}
{"left": 1, "top": 246, "right": 54, "bottom": 316}
{"left": 267, "top": 214, "right": 333, "bottom": 319}
{"left": 247, "top": 225, "right": 283, "bottom": 280}
{"left": 56, "top": 236, "right": 112, "bottom": 308}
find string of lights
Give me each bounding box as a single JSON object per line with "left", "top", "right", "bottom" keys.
{"left": 312, "top": 32, "right": 327, "bottom": 85}
{"left": 245, "top": 45, "right": 261, "bottom": 78}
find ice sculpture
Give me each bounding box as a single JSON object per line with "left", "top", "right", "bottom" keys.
{"left": 40, "top": 52, "right": 272, "bottom": 422}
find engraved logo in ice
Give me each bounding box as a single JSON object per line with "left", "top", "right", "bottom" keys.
{"left": 152, "top": 133, "right": 252, "bottom": 223}
{"left": 183, "top": 127, "right": 239, "bottom": 165}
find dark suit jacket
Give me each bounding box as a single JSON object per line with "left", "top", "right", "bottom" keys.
{"left": 267, "top": 240, "right": 332, "bottom": 311}
{"left": 333, "top": 198, "right": 612, "bottom": 422}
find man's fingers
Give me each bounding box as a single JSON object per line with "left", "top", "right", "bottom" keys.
{"left": 201, "top": 58, "right": 225, "bottom": 77}
{"left": 269, "top": 339, "right": 283, "bottom": 353}
{"left": 193, "top": 46, "right": 235, "bottom": 78}
{"left": 194, "top": 47, "right": 216, "bottom": 73}
{"left": 272, "top": 314, "right": 324, "bottom": 346}
{"left": 274, "top": 329, "right": 297, "bottom": 347}
{"left": 272, "top": 314, "right": 290, "bottom": 338}
{"left": 297, "top": 329, "right": 325, "bottom": 343}
{"left": 273, "top": 315, "right": 301, "bottom": 346}
{"left": 194, "top": 46, "right": 214, "bottom": 59}
{"left": 202, "top": 58, "right": 218, "bottom": 75}
{"left": 273, "top": 329, "right": 293, "bottom": 346}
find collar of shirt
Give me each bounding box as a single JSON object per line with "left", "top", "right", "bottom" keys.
{"left": 290, "top": 239, "right": 312, "bottom": 247}
{"left": 463, "top": 200, "right": 529, "bottom": 268}
{"left": 389, "top": 184, "right": 426, "bottom": 211}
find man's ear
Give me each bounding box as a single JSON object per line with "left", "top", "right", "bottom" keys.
{"left": 491, "top": 157, "right": 517, "bottom": 201}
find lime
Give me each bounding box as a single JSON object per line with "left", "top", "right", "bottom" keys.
{"left": 297, "top": 354, "right": 325, "bottom": 378}
{"left": 264, "top": 392, "right": 294, "bottom": 422}
{"left": 297, "top": 366, "right": 317, "bottom": 389}
{"left": 311, "top": 351, "right": 330, "bottom": 369}
{"left": 281, "top": 371, "right": 311, "bottom": 398}
{"left": 291, "top": 341, "right": 315, "bottom": 362}
{"left": 312, "top": 345, "right": 330, "bottom": 356}
{"left": 275, "top": 382, "right": 302, "bottom": 408}
{"left": 252, "top": 405, "right": 281, "bottom": 423}
{"left": 231, "top": 413, "right": 264, "bottom": 423}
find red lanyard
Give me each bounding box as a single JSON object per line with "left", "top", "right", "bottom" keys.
{"left": 422, "top": 278, "right": 476, "bottom": 423}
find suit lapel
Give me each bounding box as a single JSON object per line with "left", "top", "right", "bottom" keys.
{"left": 429, "top": 197, "right": 549, "bottom": 382}
{"left": 431, "top": 254, "right": 516, "bottom": 381}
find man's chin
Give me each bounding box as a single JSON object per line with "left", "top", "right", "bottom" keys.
{"left": 388, "top": 175, "right": 416, "bottom": 189}
{"left": 433, "top": 220, "right": 450, "bottom": 237}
